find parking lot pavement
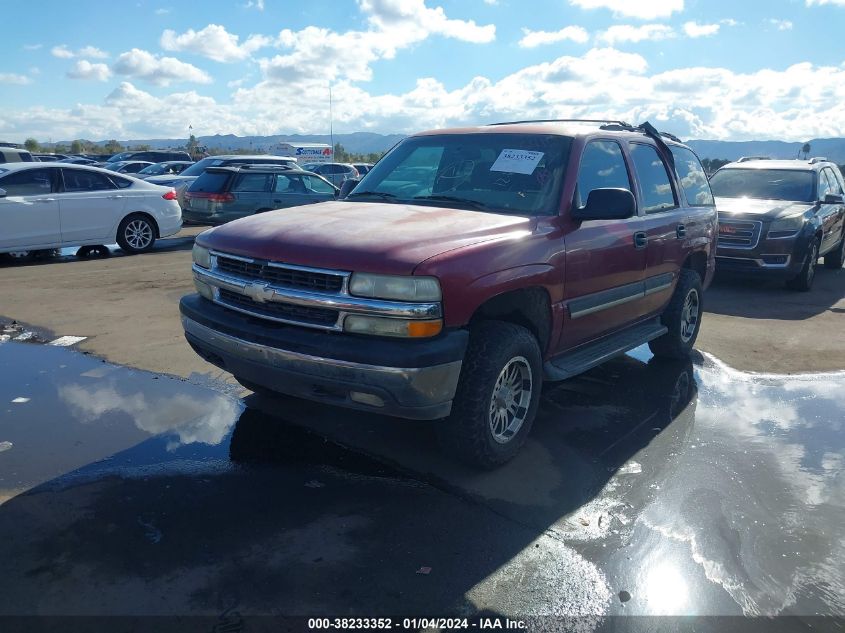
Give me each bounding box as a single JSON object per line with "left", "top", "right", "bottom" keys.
{"left": 0, "top": 235, "right": 842, "bottom": 378}
{"left": 1, "top": 338, "right": 843, "bottom": 626}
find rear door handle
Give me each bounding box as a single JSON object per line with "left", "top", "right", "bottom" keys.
{"left": 676, "top": 224, "right": 686, "bottom": 239}
{"left": 35, "top": 198, "right": 56, "bottom": 203}
{"left": 634, "top": 231, "right": 648, "bottom": 249}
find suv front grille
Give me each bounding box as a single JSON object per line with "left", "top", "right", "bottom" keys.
{"left": 218, "top": 289, "right": 340, "bottom": 327}
{"left": 717, "top": 219, "right": 762, "bottom": 249}
{"left": 216, "top": 255, "right": 345, "bottom": 293}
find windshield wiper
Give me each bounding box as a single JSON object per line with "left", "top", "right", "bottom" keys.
{"left": 413, "top": 195, "right": 490, "bottom": 211}
{"left": 346, "top": 191, "right": 397, "bottom": 200}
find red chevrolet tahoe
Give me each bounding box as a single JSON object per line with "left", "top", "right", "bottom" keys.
{"left": 180, "top": 120, "right": 717, "bottom": 467}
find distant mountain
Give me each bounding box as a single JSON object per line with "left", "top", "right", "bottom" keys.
{"left": 50, "top": 132, "right": 845, "bottom": 164}
{"left": 686, "top": 138, "right": 845, "bottom": 163}
{"left": 54, "top": 132, "right": 406, "bottom": 156}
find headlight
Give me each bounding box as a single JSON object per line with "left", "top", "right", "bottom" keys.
{"left": 344, "top": 315, "right": 442, "bottom": 338}
{"left": 192, "top": 243, "right": 211, "bottom": 269}
{"left": 349, "top": 273, "right": 441, "bottom": 302}
{"left": 769, "top": 214, "right": 806, "bottom": 234}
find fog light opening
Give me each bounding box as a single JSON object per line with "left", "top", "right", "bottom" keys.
{"left": 350, "top": 391, "right": 385, "bottom": 408}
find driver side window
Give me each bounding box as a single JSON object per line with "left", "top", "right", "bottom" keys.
{"left": 575, "top": 141, "right": 631, "bottom": 208}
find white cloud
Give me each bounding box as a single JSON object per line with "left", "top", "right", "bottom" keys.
{"left": 569, "top": 0, "right": 683, "bottom": 19}
{"left": 806, "top": 0, "right": 845, "bottom": 5}
{"left": 598, "top": 24, "right": 675, "bottom": 44}
{"left": 768, "top": 19, "right": 794, "bottom": 30}
{"left": 683, "top": 21, "right": 721, "bottom": 38}
{"left": 51, "top": 44, "right": 109, "bottom": 59}
{"left": 519, "top": 26, "right": 590, "bottom": 48}
{"left": 112, "top": 48, "right": 212, "bottom": 86}
{"left": 0, "top": 73, "right": 32, "bottom": 85}
{"left": 23, "top": 43, "right": 42, "bottom": 51}
{"left": 67, "top": 60, "right": 112, "bottom": 82}
{"left": 244, "top": 0, "right": 265, "bottom": 8}
{"left": 359, "top": 0, "right": 496, "bottom": 43}
{"left": 155, "top": 8, "right": 171, "bottom": 14}
{"left": 161, "top": 24, "right": 272, "bottom": 62}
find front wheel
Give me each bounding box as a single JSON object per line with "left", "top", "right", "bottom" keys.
{"left": 648, "top": 269, "right": 703, "bottom": 359}
{"left": 117, "top": 214, "right": 156, "bottom": 254}
{"left": 786, "top": 238, "right": 819, "bottom": 291}
{"left": 436, "top": 321, "right": 542, "bottom": 468}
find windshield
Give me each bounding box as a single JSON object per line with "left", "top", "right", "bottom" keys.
{"left": 349, "top": 133, "right": 572, "bottom": 216}
{"left": 709, "top": 169, "right": 815, "bottom": 202}
{"left": 138, "top": 163, "right": 166, "bottom": 175}
{"left": 179, "top": 157, "right": 220, "bottom": 177}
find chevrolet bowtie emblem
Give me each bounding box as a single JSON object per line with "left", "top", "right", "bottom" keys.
{"left": 243, "top": 282, "right": 274, "bottom": 303}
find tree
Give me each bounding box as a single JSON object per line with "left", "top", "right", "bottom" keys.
{"left": 70, "top": 140, "right": 83, "bottom": 154}
{"left": 104, "top": 139, "right": 124, "bottom": 154}
{"left": 54, "top": 143, "right": 68, "bottom": 154}
{"left": 801, "top": 143, "right": 811, "bottom": 159}
{"left": 186, "top": 134, "right": 199, "bottom": 158}
{"left": 24, "top": 138, "right": 39, "bottom": 152}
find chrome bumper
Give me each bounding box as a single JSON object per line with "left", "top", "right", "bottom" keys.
{"left": 182, "top": 316, "right": 463, "bottom": 420}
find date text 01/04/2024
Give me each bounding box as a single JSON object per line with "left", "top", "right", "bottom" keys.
{"left": 307, "top": 617, "right": 528, "bottom": 629}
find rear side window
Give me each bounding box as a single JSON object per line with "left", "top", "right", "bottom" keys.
{"left": 232, "top": 173, "right": 272, "bottom": 192}
{"left": 21, "top": 151, "right": 34, "bottom": 162}
{"left": 823, "top": 168, "right": 843, "bottom": 194}
{"left": 575, "top": 140, "right": 631, "bottom": 208}
{"left": 304, "top": 175, "right": 335, "bottom": 194}
{"left": 62, "top": 169, "right": 116, "bottom": 192}
{"left": 110, "top": 175, "right": 133, "bottom": 189}
{"left": 630, "top": 144, "right": 676, "bottom": 213}
{"left": 670, "top": 146, "right": 714, "bottom": 206}
{"left": 0, "top": 168, "right": 56, "bottom": 195}
{"left": 818, "top": 170, "right": 834, "bottom": 200}
{"left": 191, "top": 171, "right": 230, "bottom": 192}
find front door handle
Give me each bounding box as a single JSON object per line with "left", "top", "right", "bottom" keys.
{"left": 676, "top": 224, "right": 686, "bottom": 239}
{"left": 35, "top": 198, "right": 56, "bottom": 203}
{"left": 107, "top": 195, "right": 124, "bottom": 199}
{"left": 634, "top": 231, "right": 648, "bottom": 249}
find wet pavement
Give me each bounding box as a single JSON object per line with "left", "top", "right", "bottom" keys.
{"left": 0, "top": 339, "right": 843, "bottom": 631}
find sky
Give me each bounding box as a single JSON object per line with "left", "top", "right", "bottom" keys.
{"left": 1, "top": 0, "right": 844, "bottom": 143}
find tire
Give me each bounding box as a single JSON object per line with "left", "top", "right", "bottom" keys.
{"left": 786, "top": 238, "right": 819, "bottom": 291}
{"left": 435, "top": 321, "right": 542, "bottom": 468}
{"left": 116, "top": 213, "right": 157, "bottom": 254}
{"left": 648, "top": 269, "right": 703, "bottom": 359}
{"left": 823, "top": 233, "right": 845, "bottom": 270}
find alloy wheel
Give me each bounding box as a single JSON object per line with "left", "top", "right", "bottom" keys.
{"left": 488, "top": 356, "right": 533, "bottom": 444}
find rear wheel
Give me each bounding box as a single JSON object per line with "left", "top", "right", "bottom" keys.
{"left": 436, "top": 321, "right": 542, "bottom": 468}
{"left": 649, "top": 269, "right": 703, "bottom": 359}
{"left": 117, "top": 214, "right": 156, "bottom": 254}
{"left": 786, "top": 238, "right": 819, "bottom": 291}
{"left": 823, "top": 233, "right": 845, "bottom": 270}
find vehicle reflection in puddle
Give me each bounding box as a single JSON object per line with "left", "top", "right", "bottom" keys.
{"left": 0, "top": 340, "right": 842, "bottom": 619}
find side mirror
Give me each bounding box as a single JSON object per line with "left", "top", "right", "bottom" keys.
{"left": 338, "top": 178, "right": 360, "bottom": 200}
{"left": 823, "top": 193, "right": 844, "bottom": 204}
{"left": 571, "top": 188, "right": 636, "bottom": 221}
{"left": 0, "top": 188, "right": 6, "bottom": 199}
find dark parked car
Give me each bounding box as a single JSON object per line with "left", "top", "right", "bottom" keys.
{"left": 137, "top": 161, "right": 194, "bottom": 179}
{"left": 144, "top": 154, "right": 300, "bottom": 190}
{"left": 181, "top": 119, "right": 717, "bottom": 467}
{"left": 105, "top": 150, "right": 192, "bottom": 164}
{"left": 307, "top": 162, "right": 360, "bottom": 187}
{"left": 0, "top": 147, "right": 35, "bottom": 163}
{"left": 710, "top": 158, "right": 845, "bottom": 290}
{"left": 33, "top": 154, "right": 68, "bottom": 162}
{"left": 103, "top": 160, "right": 154, "bottom": 174}
{"left": 182, "top": 165, "right": 337, "bottom": 225}
{"left": 60, "top": 156, "right": 101, "bottom": 166}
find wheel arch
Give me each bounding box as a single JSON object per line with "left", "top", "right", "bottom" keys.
{"left": 682, "top": 249, "right": 708, "bottom": 283}
{"left": 468, "top": 287, "right": 553, "bottom": 355}
{"left": 119, "top": 211, "right": 160, "bottom": 238}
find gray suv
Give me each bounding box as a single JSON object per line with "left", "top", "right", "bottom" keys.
{"left": 710, "top": 158, "right": 845, "bottom": 290}
{"left": 308, "top": 162, "right": 360, "bottom": 187}
{"left": 182, "top": 165, "right": 338, "bottom": 225}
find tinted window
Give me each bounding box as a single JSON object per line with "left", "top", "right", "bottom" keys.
{"left": 121, "top": 163, "right": 147, "bottom": 173}
{"left": 709, "top": 169, "right": 815, "bottom": 202}
{"left": 180, "top": 157, "right": 219, "bottom": 177}
{"left": 670, "top": 146, "right": 714, "bottom": 206}
{"left": 354, "top": 133, "right": 571, "bottom": 216}
{"left": 575, "top": 140, "right": 631, "bottom": 208}
{"left": 110, "top": 175, "right": 133, "bottom": 189}
{"left": 62, "top": 169, "right": 116, "bottom": 192}
{"left": 630, "top": 144, "right": 676, "bottom": 213}
{"left": 304, "top": 175, "right": 335, "bottom": 194}
{"left": 232, "top": 173, "right": 272, "bottom": 192}
{"left": 190, "top": 171, "right": 230, "bottom": 192}
{"left": 818, "top": 170, "right": 833, "bottom": 200}
{"left": 21, "top": 151, "right": 34, "bottom": 162}
{"left": 0, "top": 168, "right": 55, "bottom": 195}
{"left": 275, "top": 175, "right": 309, "bottom": 193}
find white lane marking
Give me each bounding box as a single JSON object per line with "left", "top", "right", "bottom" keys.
{"left": 48, "top": 336, "right": 87, "bottom": 347}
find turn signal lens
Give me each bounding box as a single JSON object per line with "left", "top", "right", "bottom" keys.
{"left": 407, "top": 320, "right": 443, "bottom": 338}
{"left": 344, "top": 315, "right": 443, "bottom": 338}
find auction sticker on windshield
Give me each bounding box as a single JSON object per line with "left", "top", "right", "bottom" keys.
{"left": 490, "top": 149, "right": 543, "bottom": 175}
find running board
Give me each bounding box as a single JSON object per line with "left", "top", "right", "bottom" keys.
{"left": 544, "top": 319, "right": 668, "bottom": 381}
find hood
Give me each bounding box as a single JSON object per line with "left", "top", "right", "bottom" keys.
{"left": 715, "top": 197, "right": 813, "bottom": 220}
{"left": 199, "top": 200, "right": 536, "bottom": 275}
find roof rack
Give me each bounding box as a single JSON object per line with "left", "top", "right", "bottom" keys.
{"left": 488, "top": 118, "right": 633, "bottom": 127}
{"left": 808, "top": 157, "right": 828, "bottom": 164}
{"left": 736, "top": 156, "right": 771, "bottom": 163}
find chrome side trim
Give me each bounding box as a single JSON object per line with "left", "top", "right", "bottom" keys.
{"left": 570, "top": 291, "right": 643, "bottom": 319}
{"left": 193, "top": 265, "right": 441, "bottom": 319}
